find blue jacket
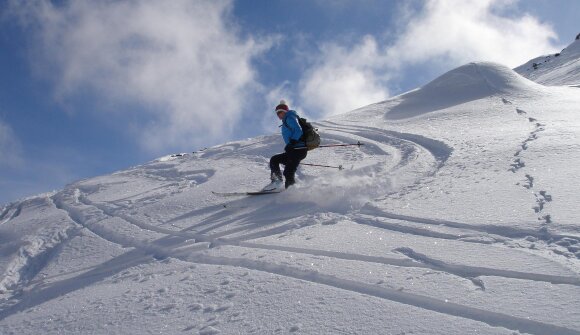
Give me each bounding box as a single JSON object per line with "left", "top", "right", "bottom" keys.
{"left": 281, "top": 110, "right": 305, "bottom": 147}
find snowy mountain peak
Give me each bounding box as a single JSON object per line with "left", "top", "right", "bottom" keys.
{"left": 433, "top": 62, "right": 544, "bottom": 93}
{"left": 385, "top": 62, "right": 544, "bottom": 120}
{"left": 514, "top": 38, "right": 580, "bottom": 87}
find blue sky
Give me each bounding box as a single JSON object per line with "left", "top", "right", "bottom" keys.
{"left": 0, "top": 0, "right": 578, "bottom": 204}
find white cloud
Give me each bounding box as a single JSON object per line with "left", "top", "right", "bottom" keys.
{"left": 298, "top": 36, "right": 390, "bottom": 118}
{"left": 0, "top": 118, "right": 23, "bottom": 169}
{"left": 387, "top": 0, "right": 560, "bottom": 69}
{"left": 7, "top": 0, "right": 563, "bottom": 146}
{"left": 9, "top": 0, "right": 273, "bottom": 152}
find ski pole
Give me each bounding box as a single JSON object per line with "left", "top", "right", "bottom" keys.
{"left": 301, "top": 163, "right": 344, "bottom": 170}
{"left": 318, "top": 141, "right": 364, "bottom": 148}
{"left": 295, "top": 141, "right": 365, "bottom": 150}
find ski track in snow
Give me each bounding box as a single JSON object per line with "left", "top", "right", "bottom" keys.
{"left": 319, "top": 121, "right": 453, "bottom": 173}
{"left": 0, "top": 203, "right": 24, "bottom": 225}
{"left": 2, "top": 121, "right": 578, "bottom": 335}
{"left": 13, "top": 188, "right": 576, "bottom": 335}
{"left": 2, "top": 78, "right": 580, "bottom": 334}
{"left": 0, "top": 197, "right": 79, "bottom": 297}
{"left": 189, "top": 254, "right": 580, "bottom": 335}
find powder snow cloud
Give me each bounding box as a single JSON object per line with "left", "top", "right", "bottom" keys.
{"left": 7, "top": 0, "right": 273, "bottom": 153}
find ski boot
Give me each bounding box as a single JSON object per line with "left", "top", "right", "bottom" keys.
{"left": 263, "top": 172, "right": 283, "bottom": 191}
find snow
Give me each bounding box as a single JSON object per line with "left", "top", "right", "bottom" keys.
{"left": 1, "top": 41, "right": 580, "bottom": 334}
{"left": 514, "top": 38, "right": 580, "bottom": 87}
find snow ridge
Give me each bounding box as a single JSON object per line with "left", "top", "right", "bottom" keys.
{"left": 515, "top": 38, "right": 580, "bottom": 86}
{"left": 385, "top": 62, "right": 546, "bottom": 120}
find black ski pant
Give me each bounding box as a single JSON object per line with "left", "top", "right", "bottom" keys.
{"left": 270, "top": 148, "right": 307, "bottom": 188}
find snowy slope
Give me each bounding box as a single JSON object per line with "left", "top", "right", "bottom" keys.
{"left": 1, "top": 61, "right": 580, "bottom": 334}
{"left": 514, "top": 37, "right": 580, "bottom": 87}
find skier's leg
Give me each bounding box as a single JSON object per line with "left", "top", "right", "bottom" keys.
{"left": 269, "top": 153, "right": 287, "bottom": 180}
{"left": 283, "top": 167, "right": 295, "bottom": 188}
{"left": 283, "top": 150, "right": 307, "bottom": 188}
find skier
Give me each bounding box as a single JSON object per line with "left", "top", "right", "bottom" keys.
{"left": 269, "top": 100, "right": 307, "bottom": 189}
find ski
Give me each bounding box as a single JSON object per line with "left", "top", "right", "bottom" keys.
{"left": 247, "top": 189, "right": 283, "bottom": 195}
{"left": 212, "top": 188, "right": 282, "bottom": 197}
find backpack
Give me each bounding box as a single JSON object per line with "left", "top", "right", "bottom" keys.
{"left": 284, "top": 114, "right": 321, "bottom": 150}
{"left": 298, "top": 117, "right": 321, "bottom": 150}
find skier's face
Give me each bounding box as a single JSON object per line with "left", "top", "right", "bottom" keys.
{"left": 276, "top": 111, "right": 286, "bottom": 120}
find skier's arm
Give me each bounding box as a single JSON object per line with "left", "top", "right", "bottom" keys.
{"left": 286, "top": 115, "right": 303, "bottom": 142}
